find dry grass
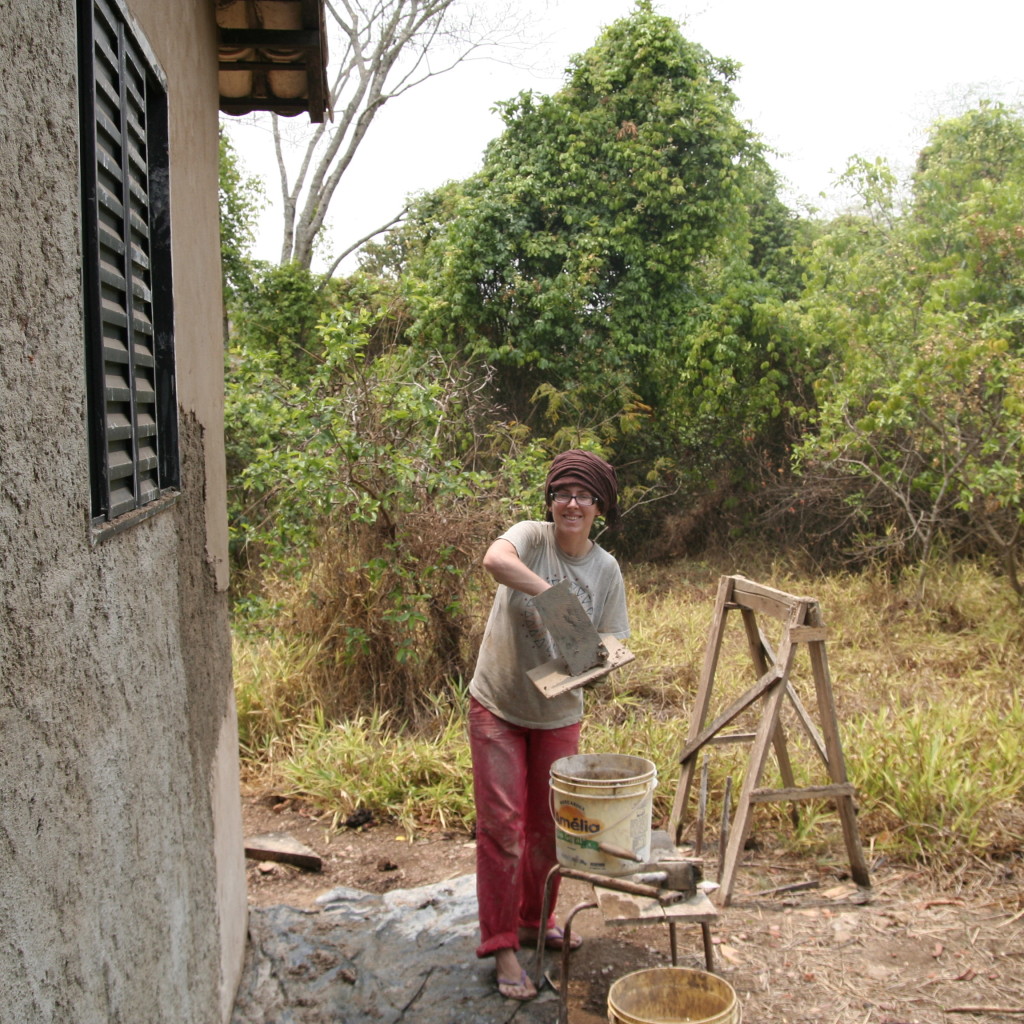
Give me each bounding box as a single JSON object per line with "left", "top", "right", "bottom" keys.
{"left": 235, "top": 496, "right": 504, "bottom": 745}
{"left": 235, "top": 549, "right": 1024, "bottom": 869}
{"left": 587, "top": 554, "right": 1024, "bottom": 867}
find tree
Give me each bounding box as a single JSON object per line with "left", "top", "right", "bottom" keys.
{"left": 247, "top": 0, "right": 516, "bottom": 271}
{"left": 403, "top": 4, "right": 749, "bottom": 403}
{"left": 790, "top": 103, "right": 1024, "bottom": 599}
{"left": 395, "top": 2, "right": 809, "bottom": 549}
{"left": 404, "top": 4, "right": 751, "bottom": 410}
{"left": 218, "top": 126, "right": 265, "bottom": 303}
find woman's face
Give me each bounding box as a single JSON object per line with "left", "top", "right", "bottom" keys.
{"left": 548, "top": 482, "right": 601, "bottom": 542}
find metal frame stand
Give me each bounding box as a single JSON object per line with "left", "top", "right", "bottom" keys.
{"left": 532, "top": 864, "right": 718, "bottom": 1024}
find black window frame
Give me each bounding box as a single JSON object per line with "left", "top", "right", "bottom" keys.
{"left": 78, "top": 0, "right": 179, "bottom": 537}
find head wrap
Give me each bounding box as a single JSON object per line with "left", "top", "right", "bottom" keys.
{"left": 544, "top": 449, "right": 620, "bottom": 533}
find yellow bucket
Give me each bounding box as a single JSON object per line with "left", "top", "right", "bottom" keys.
{"left": 550, "top": 753, "right": 656, "bottom": 877}
{"left": 607, "top": 967, "right": 741, "bottom": 1024}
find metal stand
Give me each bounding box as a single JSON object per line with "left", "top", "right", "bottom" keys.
{"left": 532, "top": 862, "right": 719, "bottom": 1024}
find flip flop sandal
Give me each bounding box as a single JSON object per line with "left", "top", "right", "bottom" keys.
{"left": 543, "top": 925, "right": 583, "bottom": 951}
{"left": 496, "top": 967, "right": 536, "bottom": 1001}
{"left": 519, "top": 925, "right": 584, "bottom": 951}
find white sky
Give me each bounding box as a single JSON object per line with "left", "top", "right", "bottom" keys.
{"left": 223, "top": 0, "right": 1024, "bottom": 272}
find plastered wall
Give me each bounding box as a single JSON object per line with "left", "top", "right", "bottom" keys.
{"left": 0, "top": 1, "right": 246, "bottom": 1021}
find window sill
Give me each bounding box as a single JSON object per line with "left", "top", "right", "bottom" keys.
{"left": 89, "top": 490, "right": 180, "bottom": 545}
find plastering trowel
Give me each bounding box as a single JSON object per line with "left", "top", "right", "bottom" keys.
{"left": 527, "top": 579, "right": 635, "bottom": 697}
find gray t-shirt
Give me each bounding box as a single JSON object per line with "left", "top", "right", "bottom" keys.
{"left": 469, "top": 520, "right": 629, "bottom": 729}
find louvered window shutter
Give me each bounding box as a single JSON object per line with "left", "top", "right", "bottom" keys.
{"left": 79, "top": 0, "right": 178, "bottom": 529}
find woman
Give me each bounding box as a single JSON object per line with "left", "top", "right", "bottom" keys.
{"left": 468, "top": 450, "right": 629, "bottom": 1000}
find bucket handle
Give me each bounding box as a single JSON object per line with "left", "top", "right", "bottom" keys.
{"left": 549, "top": 780, "right": 653, "bottom": 842}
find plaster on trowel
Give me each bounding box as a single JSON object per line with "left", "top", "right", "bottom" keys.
{"left": 527, "top": 579, "right": 635, "bottom": 698}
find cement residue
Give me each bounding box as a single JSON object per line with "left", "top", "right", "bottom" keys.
{"left": 231, "top": 874, "right": 559, "bottom": 1023}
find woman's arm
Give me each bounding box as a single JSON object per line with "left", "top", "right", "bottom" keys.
{"left": 481, "top": 539, "right": 551, "bottom": 596}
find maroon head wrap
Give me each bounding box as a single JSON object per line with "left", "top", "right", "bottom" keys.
{"left": 544, "top": 449, "right": 620, "bottom": 532}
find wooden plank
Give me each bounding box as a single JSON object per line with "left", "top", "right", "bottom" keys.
{"left": 244, "top": 832, "right": 322, "bottom": 871}
{"left": 730, "top": 575, "right": 810, "bottom": 622}
{"left": 531, "top": 579, "right": 607, "bottom": 676}
{"left": 528, "top": 635, "right": 634, "bottom": 697}
{"left": 748, "top": 782, "right": 856, "bottom": 803}
{"left": 676, "top": 664, "right": 783, "bottom": 764}
{"left": 669, "top": 576, "right": 734, "bottom": 841}
{"left": 596, "top": 887, "right": 718, "bottom": 927}
{"left": 661, "top": 890, "right": 718, "bottom": 921}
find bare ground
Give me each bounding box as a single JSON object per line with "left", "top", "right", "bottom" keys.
{"left": 242, "top": 788, "right": 1024, "bottom": 1023}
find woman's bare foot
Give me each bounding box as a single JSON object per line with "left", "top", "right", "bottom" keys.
{"left": 494, "top": 948, "right": 536, "bottom": 1001}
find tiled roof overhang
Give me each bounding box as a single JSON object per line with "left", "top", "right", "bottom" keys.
{"left": 216, "top": 0, "right": 331, "bottom": 123}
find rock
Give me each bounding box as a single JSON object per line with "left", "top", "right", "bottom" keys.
{"left": 231, "top": 874, "right": 558, "bottom": 1023}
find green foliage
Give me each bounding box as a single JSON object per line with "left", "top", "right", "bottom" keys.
{"left": 389, "top": 6, "right": 812, "bottom": 552}
{"left": 227, "top": 261, "right": 344, "bottom": 382}
{"left": 847, "top": 697, "right": 1024, "bottom": 859}
{"left": 218, "top": 126, "right": 265, "bottom": 301}
{"left": 403, "top": 8, "right": 751, "bottom": 410}
{"left": 224, "top": 264, "right": 370, "bottom": 579}
{"left": 276, "top": 698, "right": 475, "bottom": 834}
{"left": 224, "top": 286, "right": 568, "bottom": 719}
{"left": 228, "top": 299, "right": 488, "bottom": 571}
{"left": 785, "top": 103, "right": 1024, "bottom": 599}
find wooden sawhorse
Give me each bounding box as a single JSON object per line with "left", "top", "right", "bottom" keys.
{"left": 669, "top": 575, "right": 871, "bottom": 905}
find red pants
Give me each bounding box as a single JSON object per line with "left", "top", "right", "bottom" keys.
{"left": 468, "top": 697, "right": 581, "bottom": 958}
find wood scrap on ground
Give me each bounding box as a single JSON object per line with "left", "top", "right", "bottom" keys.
{"left": 244, "top": 832, "right": 323, "bottom": 871}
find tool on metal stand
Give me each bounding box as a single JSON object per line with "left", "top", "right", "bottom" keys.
{"left": 629, "top": 860, "right": 702, "bottom": 895}
{"left": 533, "top": 854, "right": 715, "bottom": 1024}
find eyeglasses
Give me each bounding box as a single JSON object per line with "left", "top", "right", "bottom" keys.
{"left": 550, "top": 490, "right": 597, "bottom": 507}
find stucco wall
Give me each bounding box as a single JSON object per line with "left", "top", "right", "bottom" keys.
{"left": 0, "top": 1, "right": 246, "bottom": 1022}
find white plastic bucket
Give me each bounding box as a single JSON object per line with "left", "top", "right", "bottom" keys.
{"left": 608, "top": 967, "right": 741, "bottom": 1024}
{"left": 550, "top": 753, "right": 656, "bottom": 877}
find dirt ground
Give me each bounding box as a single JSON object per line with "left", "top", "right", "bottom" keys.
{"left": 242, "top": 788, "right": 1024, "bottom": 1023}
